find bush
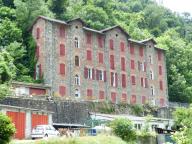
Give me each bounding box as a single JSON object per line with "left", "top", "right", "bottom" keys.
{"left": 0, "top": 113, "right": 16, "bottom": 144}
{"left": 110, "top": 118, "right": 136, "bottom": 142}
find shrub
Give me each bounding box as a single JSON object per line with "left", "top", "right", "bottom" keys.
{"left": 110, "top": 118, "right": 136, "bottom": 142}
{"left": 0, "top": 113, "right": 16, "bottom": 144}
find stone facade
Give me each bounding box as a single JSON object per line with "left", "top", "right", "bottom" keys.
{"left": 31, "top": 16, "right": 168, "bottom": 107}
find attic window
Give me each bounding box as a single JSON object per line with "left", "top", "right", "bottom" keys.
{"left": 76, "top": 26, "right": 78, "bottom": 29}
{"left": 116, "top": 34, "right": 118, "bottom": 37}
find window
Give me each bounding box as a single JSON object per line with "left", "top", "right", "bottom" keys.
{"left": 99, "top": 70, "right": 104, "bottom": 81}
{"left": 74, "top": 37, "right": 79, "bottom": 48}
{"left": 121, "top": 57, "right": 125, "bottom": 71}
{"left": 122, "top": 93, "right": 127, "bottom": 102}
{"left": 98, "top": 36, "right": 103, "bottom": 48}
{"left": 75, "top": 75, "right": 80, "bottom": 85}
{"left": 110, "top": 55, "right": 115, "bottom": 69}
{"left": 111, "top": 92, "right": 116, "bottom": 103}
{"left": 111, "top": 72, "right": 117, "bottom": 87}
{"left": 130, "top": 44, "right": 134, "bottom": 54}
{"left": 149, "top": 55, "right": 153, "bottom": 64}
{"left": 75, "top": 89, "right": 80, "bottom": 98}
{"left": 35, "top": 64, "right": 41, "bottom": 80}
{"left": 88, "top": 68, "right": 93, "bottom": 79}
{"left": 135, "top": 124, "right": 142, "bottom": 130}
{"left": 141, "top": 77, "right": 144, "bottom": 87}
{"left": 145, "top": 78, "right": 148, "bottom": 88}
{"left": 151, "top": 86, "right": 155, "bottom": 96}
{"left": 109, "top": 39, "right": 114, "bottom": 50}
{"left": 158, "top": 51, "right": 162, "bottom": 61}
{"left": 59, "top": 25, "right": 65, "bottom": 37}
{"left": 122, "top": 74, "right": 126, "bottom": 88}
{"left": 59, "top": 86, "right": 66, "bottom": 96}
{"left": 142, "top": 96, "right": 146, "bottom": 104}
{"left": 87, "top": 50, "right": 92, "bottom": 61}
{"left": 99, "top": 91, "right": 104, "bottom": 100}
{"left": 98, "top": 53, "right": 103, "bottom": 64}
{"left": 75, "top": 56, "right": 79, "bottom": 66}
{"left": 36, "top": 46, "right": 39, "bottom": 58}
{"left": 60, "top": 44, "right": 65, "bottom": 56}
{"left": 120, "top": 42, "right": 125, "bottom": 52}
{"left": 160, "top": 80, "right": 163, "bottom": 90}
{"left": 131, "top": 75, "right": 136, "bottom": 85}
{"left": 160, "top": 98, "right": 165, "bottom": 107}
{"left": 60, "top": 63, "right": 65, "bottom": 75}
{"left": 159, "top": 65, "right": 162, "bottom": 75}
{"left": 139, "top": 47, "right": 144, "bottom": 57}
{"left": 150, "top": 70, "right": 153, "bottom": 80}
{"left": 86, "top": 33, "right": 92, "bottom": 44}
{"left": 36, "top": 27, "right": 40, "bottom": 39}
{"left": 131, "top": 60, "right": 135, "bottom": 69}
{"left": 131, "top": 95, "right": 136, "bottom": 104}
{"left": 138, "top": 61, "right": 144, "bottom": 71}
{"left": 87, "top": 89, "right": 93, "bottom": 97}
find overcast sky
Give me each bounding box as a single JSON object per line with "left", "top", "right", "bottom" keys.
{"left": 162, "top": 0, "right": 192, "bottom": 15}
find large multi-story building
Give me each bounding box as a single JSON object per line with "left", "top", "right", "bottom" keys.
{"left": 31, "top": 16, "right": 168, "bottom": 107}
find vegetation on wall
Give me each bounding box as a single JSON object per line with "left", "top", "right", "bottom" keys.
{"left": 0, "top": 0, "right": 192, "bottom": 102}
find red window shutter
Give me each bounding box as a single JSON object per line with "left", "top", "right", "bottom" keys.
{"left": 86, "top": 33, "right": 92, "bottom": 44}
{"left": 110, "top": 55, "right": 115, "bottom": 69}
{"left": 122, "top": 74, "right": 126, "bottom": 88}
{"left": 159, "top": 65, "right": 162, "bottom": 75}
{"left": 84, "top": 67, "right": 88, "bottom": 79}
{"left": 39, "top": 64, "right": 42, "bottom": 78}
{"left": 87, "top": 50, "right": 92, "bottom": 60}
{"left": 104, "top": 71, "right": 107, "bottom": 82}
{"left": 122, "top": 93, "right": 127, "bottom": 102}
{"left": 142, "top": 96, "right": 146, "bottom": 104}
{"left": 99, "top": 53, "right": 103, "bottom": 64}
{"left": 60, "top": 44, "right": 65, "bottom": 56}
{"left": 98, "top": 36, "right": 103, "bottom": 48}
{"left": 60, "top": 25, "right": 65, "bottom": 37}
{"left": 158, "top": 51, "right": 162, "bottom": 61}
{"left": 111, "top": 72, "right": 113, "bottom": 86}
{"left": 36, "top": 28, "right": 40, "bottom": 39}
{"left": 36, "top": 46, "right": 39, "bottom": 58}
{"left": 121, "top": 57, "right": 125, "bottom": 71}
{"left": 99, "top": 91, "right": 104, "bottom": 99}
{"left": 120, "top": 42, "right": 125, "bottom": 52}
{"left": 60, "top": 63, "right": 65, "bottom": 75}
{"left": 141, "top": 77, "right": 144, "bottom": 87}
{"left": 131, "top": 75, "right": 136, "bottom": 85}
{"left": 139, "top": 47, "right": 144, "bottom": 57}
{"left": 59, "top": 86, "right": 66, "bottom": 96}
{"left": 109, "top": 39, "right": 114, "bottom": 50}
{"left": 131, "top": 60, "right": 135, "bottom": 69}
{"left": 160, "top": 98, "right": 165, "bottom": 107}
{"left": 145, "top": 78, "right": 148, "bottom": 88}
{"left": 92, "top": 69, "right": 95, "bottom": 80}
{"left": 160, "top": 80, "right": 163, "bottom": 90}
{"left": 131, "top": 95, "right": 136, "bottom": 104}
{"left": 130, "top": 43, "right": 134, "bottom": 54}
{"left": 138, "top": 61, "right": 141, "bottom": 71}
{"left": 144, "top": 62, "right": 147, "bottom": 72}
{"left": 111, "top": 92, "right": 116, "bottom": 103}
{"left": 87, "top": 89, "right": 93, "bottom": 97}
{"left": 115, "top": 73, "right": 118, "bottom": 87}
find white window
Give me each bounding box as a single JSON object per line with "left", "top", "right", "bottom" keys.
{"left": 151, "top": 85, "right": 155, "bottom": 96}
{"left": 134, "top": 123, "right": 142, "bottom": 130}
{"left": 75, "top": 75, "right": 80, "bottom": 85}
{"left": 36, "top": 64, "right": 40, "bottom": 80}
{"left": 88, "top": 68, "right": 92, "bottom": 79}
{"left": 150, "top": 70, "right": 154, "bottom": 80}
{"left": 99, "top": 70, "right": 104, "bottom": 81}
{"left": 74, "top": 37, "right": 79, "bottom": 48}
{"left": 149, "top": 55, "right": 153, "bottom": 64}
{"left": 111, "top": 72, "right": 116, "bottom": 87}
{"left": 75, "top": 89, "right": 80, "bottom": 98}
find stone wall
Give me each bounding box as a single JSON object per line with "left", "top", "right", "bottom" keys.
{"left": 0, "top": 97, "right": 89, "bottom": 124}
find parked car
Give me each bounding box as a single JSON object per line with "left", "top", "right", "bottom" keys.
{"left": 31, "top": 125, "right": 60, "bottom": 139}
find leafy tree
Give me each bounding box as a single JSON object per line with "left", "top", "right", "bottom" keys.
{"left": 110, "top": 118, "right": 136, "bottom": 142}
{"left": 0, "top": 113, "right": 16, "bottom": 144}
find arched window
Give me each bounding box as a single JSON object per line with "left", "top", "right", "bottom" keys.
{"left": 74, "top": 37, "right": 79, "bottom": 48}
{"left": 151, "top": 86, "right": 155, "bottom": 96}
{"left": 75, "top": 56, "right": 79, "bottom": 66}
{"left": 75, "top": 89, "right": 80, "bottom": 97}
{"left": 150, "top": 70, "right": 153, "bottom": 80}
{"left": 75, "top": 75, "right": 80, "bottom": 85}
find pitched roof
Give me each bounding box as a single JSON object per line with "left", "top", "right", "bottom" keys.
{"left": 67, "top": 18, "right": 87, "bottom": 26}
{"left": 140, "top": 38, "right": 157, "bottom": 44}
{"left": 83, "top": 27, "right": 104, "bottom": 34}
{"left": 155, "top": 47, "right": 166, "bottom": 51}
{"left": 100, "top": 25, "right": 130, "bottom": 38}
{"left": 128, "top": 39, "right": 146, "bottom": 46}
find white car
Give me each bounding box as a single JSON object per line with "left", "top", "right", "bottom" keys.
{"left": 31, "top": 125, "right": 60, "bottom": 139}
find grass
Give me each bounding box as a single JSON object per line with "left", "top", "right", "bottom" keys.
{"left": 10, "top": 135, "right": 127, "bottom": 144}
